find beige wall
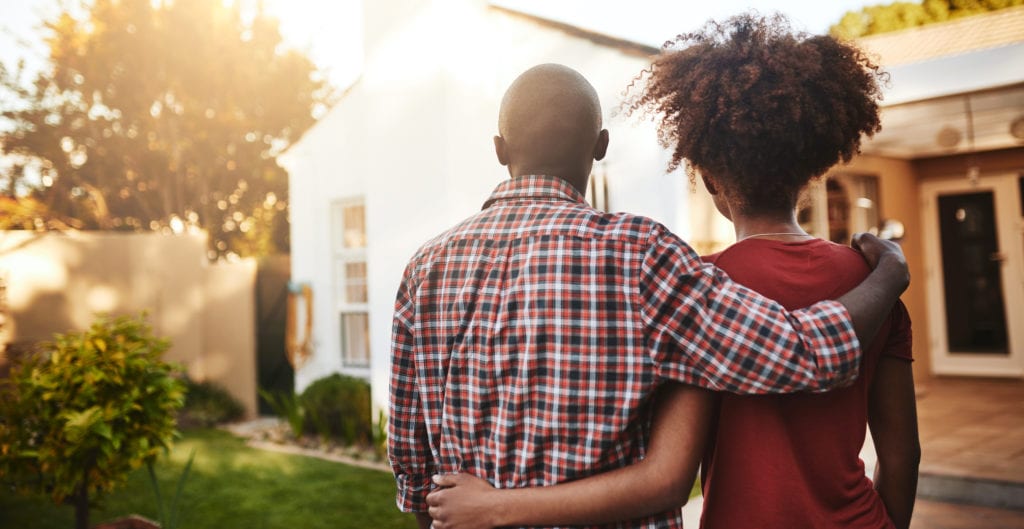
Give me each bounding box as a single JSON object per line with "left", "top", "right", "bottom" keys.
{"left": 200, "top": 260, "right": 258, "bottom": 418}
{"left": 0, "top": 231, "right": 258, "bottom": 418}
{"left": 840, "top": 155, "right": 931, "bottom": 382}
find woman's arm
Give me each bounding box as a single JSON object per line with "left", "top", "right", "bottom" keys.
{"left": 426, "top": 383, "right": 714, "bottom": 529}
{"left": 868, "top": 355, "right": 920, "bottom": 529}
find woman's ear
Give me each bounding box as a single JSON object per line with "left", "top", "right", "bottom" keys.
{"left": 700, "top": 171, "right": 718, "bottom": 195}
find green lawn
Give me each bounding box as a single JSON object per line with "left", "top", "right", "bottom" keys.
{"left": 0, "top": 429, "right": 416, "bottom": 529}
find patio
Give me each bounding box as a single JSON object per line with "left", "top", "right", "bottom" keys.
{"left": 916, "top": 377, "right": 1024, "bottom": 494}
{"left": 911, "top": 376, "right": 1024, "bottom": 528}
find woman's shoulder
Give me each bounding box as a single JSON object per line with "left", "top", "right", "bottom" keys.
{"left": 707, "top": 238, "right": 872, "bottom": 287}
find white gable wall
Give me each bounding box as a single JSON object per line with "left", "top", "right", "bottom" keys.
{"left": 285, "top": 0, "right": 717, "bottom": 412}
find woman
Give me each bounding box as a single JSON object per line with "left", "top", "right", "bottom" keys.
{"left": 424, "top": 12, "right": 920, "bottom": 529}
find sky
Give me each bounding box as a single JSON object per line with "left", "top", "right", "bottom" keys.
{"left": 494, "top": 0, "right": 876, "bottom": 47}
{"left": 0, "top": 0, "right": 364, "bottom": 87}
{"left": 0, "top": 0, "right": 874, "bottom": 89}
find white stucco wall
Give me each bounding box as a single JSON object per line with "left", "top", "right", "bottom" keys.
{"left": 282, "top": 0, "right": 718, "bottom": 412}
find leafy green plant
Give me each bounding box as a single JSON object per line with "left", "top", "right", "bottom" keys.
{"left": 374, "top": 410, "right": 388, "bottom": 460}
{"left": 0, "top": 314, "right": 185, "bottom": 529}
{"left": 258, "top": 388, "right": 305, "bottom": 439}
{"left": 300, "top": 374, "right": 372, "bottom": 447}
{"left": 147, "top": 449, "right": 196, "bottom": 529}
{"left": 180, "top": 378, "right": 245, "bottom": 428}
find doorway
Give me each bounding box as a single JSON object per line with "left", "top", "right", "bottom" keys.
{"left": 921, "top": 174, "right": 1024, "bottom": 377}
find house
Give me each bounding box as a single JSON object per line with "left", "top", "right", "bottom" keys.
{"left": 278, "top": 0, "right": 693, "bottom": 408}
{"left": 843, "top": 7, "right": 1024, "bottom": 382}
{"left": 281, "top": 0, "right": 1024, "bottom": 412}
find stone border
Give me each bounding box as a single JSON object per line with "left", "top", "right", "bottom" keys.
{"left": 245, "top": 439, "right": 391, "bottom": 473}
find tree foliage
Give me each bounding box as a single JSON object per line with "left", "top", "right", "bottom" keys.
{"left": 0, "top": 0, "right": 334, "bottom": 258}
{"left": 830, "top": 0, "right": 1024, "bottom": 39}
{"left": 0, "top": 314, "right": 185, "bottom": 529}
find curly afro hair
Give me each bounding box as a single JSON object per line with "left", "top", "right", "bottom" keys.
{"left": 627, "top": 12, "right": 886, "bottom": 214}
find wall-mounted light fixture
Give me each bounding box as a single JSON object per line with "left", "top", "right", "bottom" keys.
{"left": 1010, "top": 116, "right": 1024, "bottom": 141}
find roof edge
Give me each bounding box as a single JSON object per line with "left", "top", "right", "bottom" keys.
{"left": 487, "top": 4, "right": 659, "bottom": 58}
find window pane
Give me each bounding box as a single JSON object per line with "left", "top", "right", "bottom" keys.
{"left": 846, "top": 174, "right": 879, "bottom": 238}
{"left": 336, "top": 260, "right": 367, "bottom": 304}
{"left": 340, "top": 312, "right": 370, "bottom": 366}
{"left": 801, "top": 173, "right": 881, "bottom": 244}
{"left": 335, "top": 259, "right": 367, "bottom": 304}
{"left": 345, "top": 261, "right": 366, "bottom": 279}
{"left": 346, "top": 280, "right": 367, "bottom": 304}
{"left": 826, "top": 179, "right": 851, "bottom": 243}
{"left": 343, "top": 204, "right": 366, "bottom": 249}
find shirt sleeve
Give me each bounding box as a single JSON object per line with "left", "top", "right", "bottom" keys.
{"left": 639, "top": 231, "right": 862, "bottom": 394}
{"left": 387, "top": 265, "right": 434, "bottom": 512}
{"left": 882, "top": 300, "right": 913, "bottom": 362}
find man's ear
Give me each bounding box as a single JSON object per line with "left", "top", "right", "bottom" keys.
{"left": 700, "top": 171, "right": 718, "bottom": 195}
{"left": 593, "top": 129, "right": 609, "bottom": 161}
{"left": 494, "top": 135, "right": 509, "bottom": 166}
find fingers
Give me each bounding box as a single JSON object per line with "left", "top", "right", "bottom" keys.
{"left": 851, "top": 232, "right": 864, "bottom": 252}
{"left": 427, "top": 495, "right": 448, "bottom": 528}
{"left": 432, "top": 473, "right": 460, "bottom": 487}
{"left": 427, "top": 487, "right": 442, "bottom": 506}
{"left": 850, "top": 232, "right": 886, "bottom": 263}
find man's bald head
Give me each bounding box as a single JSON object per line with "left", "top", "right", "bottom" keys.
{"left": 495, "top": 64, "right": 607, "bottom": 189}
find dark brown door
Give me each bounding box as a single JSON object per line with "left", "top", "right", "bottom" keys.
{"left": 938, "top": 191, "right": 1009, "bottom": 354}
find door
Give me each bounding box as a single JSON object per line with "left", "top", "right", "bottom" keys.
{"left": 921, "top": 174, "right": 1024, "bottom": 377}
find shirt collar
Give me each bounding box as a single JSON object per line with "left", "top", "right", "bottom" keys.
{"left": 482, "top": 175, "right": 588, "bottom": 210}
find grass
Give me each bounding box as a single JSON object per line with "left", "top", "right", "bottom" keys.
{"left": 0, "top": 429, "right": 416, "bottom": 529}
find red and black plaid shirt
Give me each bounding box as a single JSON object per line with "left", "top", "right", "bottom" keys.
{"left": 388, "top": 176, "right": 860, "bottom": 528}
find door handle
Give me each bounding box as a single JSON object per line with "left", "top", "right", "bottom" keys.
{"left": 989, "top": 252, "right": 1006, "bottom": 263}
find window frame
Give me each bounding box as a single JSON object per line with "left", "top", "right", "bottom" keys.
{"left": 330, "top": 198, "right": 370, "bottom": 368}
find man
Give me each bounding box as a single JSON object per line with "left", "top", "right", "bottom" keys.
{"left": 388, "top": 64, "right": 909, "bottom": 529}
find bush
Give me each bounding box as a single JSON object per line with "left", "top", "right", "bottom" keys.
{"left": 300, "top": 374, "right": 372, "bottom": 446}
{"left": 0, "top": 314, "right": 185, "bottom": 529}
{"left": 179, "top": 379, "right": 245, "bottom": 428}
{"left": 258, "top": 387, "right": 305, "bottom": 439}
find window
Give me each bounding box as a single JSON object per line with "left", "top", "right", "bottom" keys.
{"left": 331, "top": 199, "right": 370, "bottom": 367}
{"left": 798, "top": 173, "right": 880, "bottom": 244}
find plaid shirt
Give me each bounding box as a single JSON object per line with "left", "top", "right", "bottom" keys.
{"left": 388, "top": 175, "right": 860, "bottom": 528}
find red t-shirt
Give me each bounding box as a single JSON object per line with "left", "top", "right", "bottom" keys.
{"left": 699, "top": 238, "right": 913, "bottom": 529}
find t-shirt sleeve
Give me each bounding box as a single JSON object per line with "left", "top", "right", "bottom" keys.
{"left": 882, "top": 300, "right": 913, "bottom": 362}
{"left": 639, "top": 230, "right": 863, "bottom": 394}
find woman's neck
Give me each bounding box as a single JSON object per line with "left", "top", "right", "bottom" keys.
{"left": 731, "top": 210, "right": 809, "bottom": 241}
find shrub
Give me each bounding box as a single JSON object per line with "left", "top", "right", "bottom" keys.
{"left": 0, "top": 314, "right": 185, "bottom": 529}
{"left": 300, "top": 374, "right": 372, "bottom": 446}
{"left": 258, "top": 388, "right": 305, "bottom": 439}
{"left": 180, "top": 378, "right": 245, "bottom": 427}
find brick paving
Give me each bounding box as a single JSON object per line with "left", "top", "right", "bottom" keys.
{"left": 915, "top": 377, "right": 1024, "bottom": 485}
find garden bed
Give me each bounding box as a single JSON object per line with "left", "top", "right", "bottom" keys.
{"left": 223, "top": 417, "right": 390, "bottom": 472}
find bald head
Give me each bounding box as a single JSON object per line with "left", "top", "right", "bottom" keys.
{"left": 495, "top": 64, "right": 608, "bottom": 189}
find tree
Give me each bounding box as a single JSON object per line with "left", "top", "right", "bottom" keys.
{"left": 0, "top": 0, "right": 334, "bottom": 258}
{"left": 830, "top": 0, "right": 1024, "bottom": 39}
{"left": 0, "top": 314, "right": 185, "bottom": 529}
